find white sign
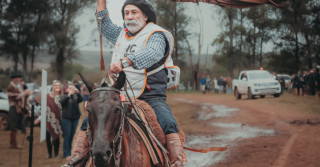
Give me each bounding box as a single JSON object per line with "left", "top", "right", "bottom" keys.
{"left": 40, "top": 70, "right": 47, "bottom": 142}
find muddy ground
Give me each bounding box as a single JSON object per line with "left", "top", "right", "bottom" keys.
{"left": 0, "top": 92, "right": 320, "bottom": 167}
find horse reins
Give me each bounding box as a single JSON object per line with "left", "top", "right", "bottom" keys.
{"left": 112, "top": 101, "right": 126, "bottom": 167}
{"left": 122, "top": 83, "right": 172, "bottom": 167}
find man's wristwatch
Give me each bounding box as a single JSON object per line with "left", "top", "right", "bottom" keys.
{"left": 120, "top": 59, "right": 129, "bottom": 68}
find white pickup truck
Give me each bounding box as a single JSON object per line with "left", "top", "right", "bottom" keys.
{"left": 232, "top": 70, "right": 281, "bottom": 99}
{"left": 0, "top": 92, "right": 10, "bottom": 130}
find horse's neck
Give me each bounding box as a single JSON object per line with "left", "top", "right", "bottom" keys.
{"left": 120, "top": 122, "right": 151, "bottom": 167}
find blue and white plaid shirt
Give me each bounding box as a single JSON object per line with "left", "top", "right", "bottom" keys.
{"left": 97, "top": 9, "right": 166, "bottom": 70}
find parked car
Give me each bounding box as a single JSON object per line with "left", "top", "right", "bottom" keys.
{"left": 0, "top": 92, "right": 10, "bottom": 130}
{"left": 232, "top": 70, "right": 281, "bottom": 99}
{"left": 26, "top": 82, "right": 39, "bottom": 91}
{"left": 277, "top": 74, "right": 292, "bottom": 89}
{"left": 178, "top": 83, "right": 186, "bottom": 91}
{"left": 26, "top": 82, "right": 39, "bottom": 104}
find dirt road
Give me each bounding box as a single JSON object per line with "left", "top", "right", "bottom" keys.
{"left": 0, "top": 92, "right": 319, "bottom": 167}
{"left": 168, "top": 92, "right": 320, "bottom": 167}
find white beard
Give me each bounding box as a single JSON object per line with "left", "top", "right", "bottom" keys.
{"left": 124, "top": 18, "right": 145, "bottom": 34}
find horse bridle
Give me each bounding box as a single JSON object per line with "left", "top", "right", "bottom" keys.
{"left": 87, "top": 87, "right": 127, "bottom": 167}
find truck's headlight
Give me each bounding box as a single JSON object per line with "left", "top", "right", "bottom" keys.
{"left": 274, "top": 82, "right": 279, "bottom": 85}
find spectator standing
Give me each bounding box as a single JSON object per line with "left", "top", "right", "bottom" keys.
{"left": 226, "top": 76, "right": 232, "bottom": 94}
{"left": 299, "top": 74, "right": 306, "bottom": 96}
{"left": 303, "top": 71, "right": 310, "bottom": 95}
{"left": 278, "top": 75, "right": 285, "bottom": 94}
{"left": 213, "top": 77, "right": 219, "bottom": 94}
{"left": 272, "top": 72, "right": 278, "bottom": 80}
{"left": 200, "top": 75, "right": 207, "bottom": 94}
{"left": 205, "top": 75, "right": 212, "bottom": 93}
{"left": 222, "top": 77, "right": 227, "bottom": 93}
{"left": 294, "top": 71, "right": 302, "bottom": 96}
{"left": 291, "top": 74, "right": 296, "bottom": 94}
{"left": 217, "top": 76, "right": 223, "bottom": 93}
{"left": 7, "top": 72, "right": 32, "bottom": 149}
{"left": 60, "top": 85, "right": 83, "bottom": 158}
{"left": 307, "top": 69, "right": 317, "bottom": 96}
{"left": 45, "top": 80, "right": 63, "bottom": 158}
{"left": 316, "top": 65, "right": 320, "bottom": 97}
{"left": 19, "top": 80, "right": 28, "bottom": 134}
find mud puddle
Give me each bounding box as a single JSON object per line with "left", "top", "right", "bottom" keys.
{"left": 174, "top": 98, "right": 275, "bottom": 167}
{"left": 289, "top": 119, "right": 320, "bottom": 126}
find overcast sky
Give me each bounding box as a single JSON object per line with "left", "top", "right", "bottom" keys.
{"left": 75, "top": 1, "right": 222, "bottom": 54}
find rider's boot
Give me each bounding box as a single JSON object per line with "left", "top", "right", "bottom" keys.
{"left": 166, "top": 133, "right": 184, "bottom": 167}
{"left": 10, "top": 131, "right": 23, "bottom": 149}
{"left": 67, "top": 130, "right": 89, "bottom": 167}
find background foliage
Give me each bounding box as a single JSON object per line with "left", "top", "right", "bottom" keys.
{"left": 0, "top": 0, "right": 320, "bottom": 90}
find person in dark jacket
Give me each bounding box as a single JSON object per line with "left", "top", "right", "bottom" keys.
{"left": 307, "top": 69, "right": 317, "bottom": 96}
{"left": 294, "top": 71, "right": 303, "bottom": 96}
{"left": 217, "top": 76, "right": 223, "bottom": 93}
{"left": 200, "top": 75, "right": 207, "bottom": 94}
{"left": 60, "top": 85, "right": 83, "bottom": 158}
{"left": 222, "top": 77, "right": 227, "bottom": 94}
{"left": 316, "top": 66, "right": 320, "bottom": 97}
{"left": 278, "top": 75, "right": 285, "bottom": 94}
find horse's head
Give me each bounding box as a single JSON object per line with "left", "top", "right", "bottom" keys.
{"left": 80, "top": 72, "right": 126, "bottom": 167}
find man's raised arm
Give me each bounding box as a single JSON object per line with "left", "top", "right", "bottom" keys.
{"left": 97, "top": 0, "right": 106, "bottom": 12}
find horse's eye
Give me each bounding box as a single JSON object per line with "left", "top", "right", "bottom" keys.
{"left": 114, "top": 107, "right": 121, "bottom": 113}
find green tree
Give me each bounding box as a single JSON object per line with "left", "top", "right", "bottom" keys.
{"left": 275, "top": 0, "right": 312, "bottom": 70}
{"left": 151, "top": 0, "right": 191, "bottom": 64}
{"left": 0, "top": 0, "right": 51, "bottom": 80}
{"left": 244, "top": 6, "right": 275, "bottom": 69}
{"left": 213, "top": 5, "right": 277, "bottom": 76}
{"left": 151, "top": 0, "right": 195, "bottom": 88}
{"left": 311, "top": 1, "right": 320, "bottom": 64}
{"left": 212, "top": 7, "right": 238, "bottom": 77}
{"left": 47, "top": 0, "right": 94, "bottom": 81}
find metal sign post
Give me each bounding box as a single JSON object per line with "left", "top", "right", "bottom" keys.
{"left": 40, "top": 70, "right": 47, "bottom": 142}
{"left": 27, "top": 105, "right": 35, "bottom": 167}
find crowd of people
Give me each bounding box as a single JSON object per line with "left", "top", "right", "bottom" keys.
{"left": 6, "top": 72, "right": 90, "bottom": 159}
{"left": 199, "top": 75, "right": 233, "bottom": 94}
{"left": 199, "top": 66, "right": 320, "bottom": 98}
{"left": 290, "top": 67, "right": 320, "bottom": 97}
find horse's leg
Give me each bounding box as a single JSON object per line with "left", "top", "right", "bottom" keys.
{"left": 120, "top": 124, "right": 151, "bottom": 167}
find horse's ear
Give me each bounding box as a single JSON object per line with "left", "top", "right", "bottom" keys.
{"left": 114, "top": 71, "right": 126, "bottom": 90}
{"left": 79, "top": 73, "right": 95, "bottom": 93}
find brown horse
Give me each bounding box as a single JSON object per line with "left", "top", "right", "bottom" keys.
{"left": 80, "top": 71, "right": 156, "bottom": 167}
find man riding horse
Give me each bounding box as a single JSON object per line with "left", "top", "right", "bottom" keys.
{"left": 68, "top": 0, "right": 185, "bottom": 166}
